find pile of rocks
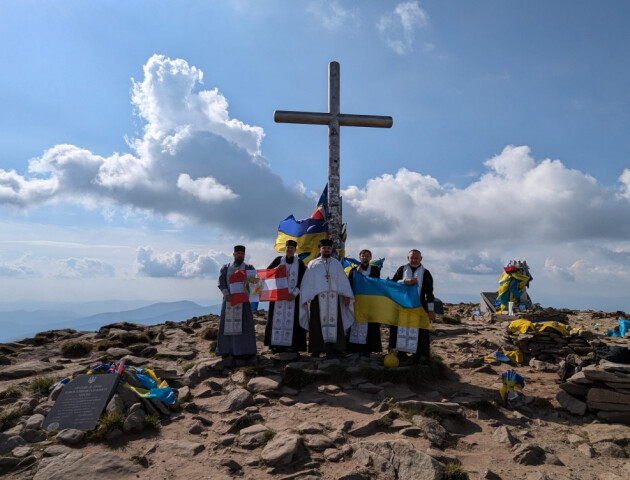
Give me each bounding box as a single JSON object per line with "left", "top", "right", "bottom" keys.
{"left": 502, "top": 325, "right": 596, "bottom": 364}
{"left": 556, "top": 361, "right": 630, "bottom": 425}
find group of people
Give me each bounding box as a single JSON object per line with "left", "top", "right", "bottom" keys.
{"left": 216, "top": 240, "right": 436, "bottom": 364}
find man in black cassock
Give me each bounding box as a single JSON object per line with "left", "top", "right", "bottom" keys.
{"left": 264, "top": 239, "right": 307, "bottom": 353}
{"left": 347, "top": 249, "right": 383, "bottom": 355}
{"left": 388, "top": 249, "right": 436, "bottom": 364}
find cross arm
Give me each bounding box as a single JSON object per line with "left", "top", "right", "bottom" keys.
{"left": 338, "top": 114, "right": 393, "bottom": 128}
{"left": 274, "top": 111, "right": 332, "bottom": 125}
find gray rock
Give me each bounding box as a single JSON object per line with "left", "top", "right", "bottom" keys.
{"left": 348, "top": 418, "right": 378, "bottom": 437}
{"left": 217, "top": 434, "right": 236, "bottom": 446}
{"left": 123, "top": 409, "right": 146, "bottom": 433}
{"left": 583, "top": 423, "right": 630, "bottom": 444}
{"left": 21, "top": 429, "right": 47, "bottom": 443}
{"left": 513, "top": 444, "right": 546, "bottom": 465}
{"left": 351, "top": 440, "right": 443, "bottom": 480}
{"left": 0, "top": 457, "right": 20, "bottom": 475}
{"left": 12, "top": 445, "right": 33, "bottom": 457}
{"left": 412, "top": 416, "right": 449, "bottom": 448}
{"left": 567, "top": 433, "right": 585, "bottom": 445}
{"left": 0, "top": 360, "right": 61, "bottom": 380}
{"left": 357, "top": 382, "right": 382, "bottom": 393}
{"left": 188, "top": 420, "right": 204, "bottom": 434}
{"left": 48, "top": 384, "right": 64, "bottom": 401}
{"left": 493, "top": 426, "right": 517, "bottom": 446}
{"left": 297, "top": 421, "right": 324, "bottom": 434}
{"left": 214, "top": 388, "right": 253, "bottom": 413}
{"left": 105, "top": 347, "right": 132, "bottom": 358}
{"left": 425, "top": 447, "right": 458, "bottom": 464}
{"left": 33, "top": 452, "right": 141, "bottom": 480}
{"left": 479, "top": 469, "right": 503, "bottom": 480}
{"left": 261, "top": 433, "right": 301, "bottom": 466}
{"left": 177, "top": 386, "right": 191, "bottom": 401}
{"left": 324, "top": 448, "right": 343, "bottom": 462}
{"left": 0, "top": 433, "right": 27, "bottom": 455}
{"left": 592, "top": 441, "right": 627, "bottom": 458}
{"left": 24, "top": 413, "right": 45, "bottom": 431}
{"left": 183, "top": 357, "right": 233, "bottom": 384}
{"left": 220, "top": 458, "right": 242, "bottom": 472}
{"left": 556, "top": 390, "right": 587, "bottom": 415}
{"left": 105, "top": 394, "right": 125, "bottom": 416}
{"left": 303, "top": 434, "right": 334, "bottom": 451}
{"left": 577, "top": 443, "right": 595, "bottom": 458}
{"left": 56, "top": 428, "right": 84, "bottom": 445}
{"left": 246, "top": 376, "right": 281, "bottom": 393}
{"left": 587, "top": 388, "right": 630, "bottom": 407}
{"left": 238, "top": 424, "right": 270, "bottom": 449}
{"left": 157, "top": 439, "right": 205, "bottom": 457}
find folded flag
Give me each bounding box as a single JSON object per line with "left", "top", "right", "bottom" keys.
{"left": 343, "top": 257, "right": 385, "bottom": 276}
{"left": 274, "top": 215, "right": 327, "bottom": 264}
{"left": 229, "top": 266, "right": 289, "bottom": 306}
{"left": 352, "top": 273, "right": 431, "bottom": 330}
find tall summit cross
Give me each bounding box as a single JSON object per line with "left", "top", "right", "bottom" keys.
{"left": 274, "top": 61, "right": 393, "bottom": 253}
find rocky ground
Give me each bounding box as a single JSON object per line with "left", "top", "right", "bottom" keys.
{"left": 1, "top": 304, "right": 629, "bottom": 480}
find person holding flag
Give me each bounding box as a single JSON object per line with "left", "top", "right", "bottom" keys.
{"left": 388, "top": 249, "right": 436, "bottom": 364}
{"left": 264, "top": 239, "right": 308, "bottom": 353}
{"left": 216, "top": 245, "right": 257, "bottom": 358}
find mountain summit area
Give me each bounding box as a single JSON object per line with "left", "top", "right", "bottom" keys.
{"left": 0, "top": 304, "right": 629, "bottom": 480}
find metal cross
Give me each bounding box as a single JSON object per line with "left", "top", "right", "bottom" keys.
{"left": 274, "top": 61, "right": 393, "bottom": 253}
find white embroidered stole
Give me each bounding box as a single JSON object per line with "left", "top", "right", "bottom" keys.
{"left": 224, "top": 263, "right": 244, "bottom": 335}
{"left": 318, "top": 259, "right": 339, "bottom": 343}
{"left": 349, "top": 266, "right": 372, "bottom": 345}
{"left": 396, "top": 264, "right": 425, "bottom": 353}
{"left": 270, "top": 257, "right": 298, "bottom": 346}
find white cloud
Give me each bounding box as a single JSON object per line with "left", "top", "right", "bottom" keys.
{"left": 136, "top": 246, "right": 229, "bottom": 278}
{"left": 53, "top": 258, "right": 115, "bottom": 279}
{"left": 307, "top": 0, "right": 360, "bottom": 29}
{"left": 176, "top": 174, "right": 238, "bottom": 202}
{"left": 377, "top": 1, "right": 428, "bottom": 55}
{"left": 620, "top": 169, "right": 630, "bottom": 199}
{"left": 0, "top": 54, "right": 313, "bottom": 235}
{"left": 343, "top": 145, "right": 630, "bottom": 248}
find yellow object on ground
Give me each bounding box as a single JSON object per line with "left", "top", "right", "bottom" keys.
{"left": 509, "top": 319, "right": 535, "bottom": 334}
{"left": 504, "top": 350, "right": 524, "bottom": 364}
{"left": 384, "top": 353, "right": 399, "bottom": 368}
{"left": 537, "top": 321, "right": 570, "bottom": 336}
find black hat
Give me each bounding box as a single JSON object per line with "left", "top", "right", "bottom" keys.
{"left": 318, "top": 239, "right": 333, "bottom": 247}
{"left": 285, "top": 240, "right": 298, "bottom": 247}
{"left": 233, "top": 245, "right": 246, "bottom": 253}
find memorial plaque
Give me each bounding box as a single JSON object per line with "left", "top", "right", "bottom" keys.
{"left": 43, "top": 373, "right": 119, "bottom": 431}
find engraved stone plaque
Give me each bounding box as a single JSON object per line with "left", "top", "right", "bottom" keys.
{"left": 42, "top": 373, "right": 119, "bottom": 431}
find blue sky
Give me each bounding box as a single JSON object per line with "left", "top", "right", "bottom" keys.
{"left": 1, "top": 1, "right": 629, "bottom": 311}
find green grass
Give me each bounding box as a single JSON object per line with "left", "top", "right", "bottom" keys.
{"left": 261, "top": 429, "right": 276, "bottom": 445}
{"left": 60, "top": 340, "right": 93, "bottom": 357}
{"left": 443, "top": 463, "right": 469, "bottom": 480}
{"left": 201, "top": 326, "right": 219, "bottom": 340}
{"left": 0, "top": 345, "right": 20, "bottom": 355}
{"left": 143, "top": 414, "right": 161, "bottom": 429}
{"left": 88, "top": 412, "right": 125, "bottom": 440}
{"left": 182, "top": 362, "right": 195, "bottom": 373}
{"left": 118, "top": 333, "right": 150, "bottom": 346}
{"left": 209, "top": 341, "right": 217, "bottom": 355}
{"left": 0, "top": 385, "right": 22, "bottom": 400}
{"left": 0, "top": 408, "right": 22, "bottom": 431}
{"left": 29, "top": 376, "right": 55, "bottom": 395}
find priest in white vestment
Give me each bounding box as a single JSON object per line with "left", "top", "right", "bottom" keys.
{"left": 300, "top": 239, "right": 354, "bottom": 356}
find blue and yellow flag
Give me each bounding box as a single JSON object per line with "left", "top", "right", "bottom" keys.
{"left": 352, "top": 273, "right": 431, "bottom": 330}
{"left": 274, "top": 215, "right": 327, "bottom": 264}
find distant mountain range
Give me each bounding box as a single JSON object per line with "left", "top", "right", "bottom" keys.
{"left": 0, "top": 300, "right": 221, "bottom": 343}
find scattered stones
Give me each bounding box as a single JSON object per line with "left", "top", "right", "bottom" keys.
{"left": 352, "top": 440, "right": 443, "bottom": 480}
{"left": 512, "top": 444, "right": 546, "bottom": 465}
{"left": 55, "top": 428, "right": 85, "bottom": 445}
{"left": 33, "top": 452, "right": 141, "bottom": 480}
{"left": 214, "top": 388, "right": 253, "bottom": 413}
{"left": 238, "top": 423, "right": 270, "bottom": 449}
{"left": 261, "top": 433, "right": 301, "bottom": 466}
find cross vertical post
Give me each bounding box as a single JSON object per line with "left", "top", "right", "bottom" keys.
{"left": 274, "top": 61, "right": 393, "bottom": 256}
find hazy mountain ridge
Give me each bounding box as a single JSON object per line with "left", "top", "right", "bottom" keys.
{"left": 0, "top": 301, "right": 221, "bottom": 342}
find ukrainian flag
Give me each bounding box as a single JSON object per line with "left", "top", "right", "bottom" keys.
{"left": 274, "top": 215, "right": 327, "bottom": 264}
{"left": 352, "top": 273, "right": 432, "bottom": 330}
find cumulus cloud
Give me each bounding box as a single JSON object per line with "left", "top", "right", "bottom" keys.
{"left": 343, "top": 145, "right": 630, "bottom": 249}
{"left": 137, "top": 246, "right": 229, "bottom": 278}
{"left": 53, "top": 258, "right": 115, "bottom": 279}
{"left": 620, "top": 169, "right": 630, "bottom": 199}
{"left": 306, "top": 1, "right": 360, "bottom": 29}
{"left": 377, "top": 1, "right": 428, "bottom": 55}
{"left": 0, "top": 54, "right": 312, "bottom": 236}
{"left": 0, "top": 262, "right": 35, "bottom": 277}
{"left": 447, "top": 253, "right": 504, "bottom": 276}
